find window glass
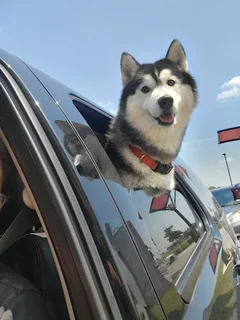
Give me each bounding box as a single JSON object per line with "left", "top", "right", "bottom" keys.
{"left": 174, "top": 158, "right": 224, "bottom": 219}
{"left": 212, "top": 189, "right": 234, "bottom": 207}
{"left": 174, "top": 158, "right": 238, "bottom": 245}
{"left": 131, "top": 189, "right": 204, "bottom": 283}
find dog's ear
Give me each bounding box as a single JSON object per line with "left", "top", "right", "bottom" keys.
{"left": 121, "top": 53, "right": 140, "bottom": 86}
{"left": 165, "top": 40, "right": 188, "bottom": 72}
{"left": 55, "top": 120, "right": 71, "bottom": 133}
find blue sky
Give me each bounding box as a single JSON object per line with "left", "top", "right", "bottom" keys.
{"left": 1, "top": 0, "right": 240, "bottom": 187}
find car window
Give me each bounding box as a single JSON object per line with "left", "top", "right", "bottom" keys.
{"left": 131, "top": 188, "right": 204, "bottom": 283}
{"left": 212, "top": 189, "right": 235, "bottom": 207}
{"left": 72, "top": 99, "right": 111, "bottom": 137}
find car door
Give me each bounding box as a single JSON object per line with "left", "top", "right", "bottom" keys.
{"left": 0, "top": 53, "right": 167, "bottom": 320}
{"left": 173, "top": 159, "right": 240, "bottom": 319}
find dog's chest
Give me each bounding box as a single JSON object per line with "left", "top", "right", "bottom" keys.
{"left": 121, "top": 166, "right": 175, "bottom": 191}
{"left": 120, "top": 147, "right": 175, "bottom": 190}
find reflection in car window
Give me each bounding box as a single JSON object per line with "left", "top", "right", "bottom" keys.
{"left": 175, "top": 159, "right": 238, "bottom": 247}
{"left": 55, "top": 118, "right": 167, "bottom": 319}
{"left": 55, "top": 118, "right": 122, "bottom": 186}
{"left": 175, "top": 158, "right": 224, "bottom": 219}
{"left": 131, "top": 189, "right": 204, "bottom": 283}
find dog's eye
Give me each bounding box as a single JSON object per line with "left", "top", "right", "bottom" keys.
{"left": 141, "top": 86, "right": 150, "bottom": 93}
{"left": 167, "top": 80, "right": 175, "bottom": 86}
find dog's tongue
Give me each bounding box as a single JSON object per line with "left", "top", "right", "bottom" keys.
{"left": 159, "top": 114, "right": 174, "bottom": 123}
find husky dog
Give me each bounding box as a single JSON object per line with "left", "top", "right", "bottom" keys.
{"left": 56, "top": 39, "right": 198, "bottom": 195}
{"left": 105, "top": 39, "right": 198, "bottom": 193}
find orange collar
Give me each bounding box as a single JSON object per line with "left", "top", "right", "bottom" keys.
{"left": 129, "top": 145, "right": 173, "bottom": 174}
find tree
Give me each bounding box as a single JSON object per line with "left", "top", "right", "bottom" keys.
{"left": 208, "top": 186, "right": 219, "bottom": 190}
{"left": 164, "top": 225, "right": 183, "bottom": 243}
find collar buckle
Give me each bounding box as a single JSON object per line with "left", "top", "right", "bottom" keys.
{"left": 154, "top": 162, "right": 173, "bottom": 175}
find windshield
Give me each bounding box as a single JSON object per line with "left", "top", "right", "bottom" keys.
{"left": 212, "top": 189, "right": 235, "bottom": 207}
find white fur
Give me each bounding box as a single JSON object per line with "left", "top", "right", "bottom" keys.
{"left": 159, "top": 69, "right": 172, "bottom": 81}
{"left": 121, "top": 146, "right": 175, "bottom": 191}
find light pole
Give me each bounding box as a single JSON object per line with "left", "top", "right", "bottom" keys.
{"left": 222, "top": 153, "right": 233, "bottom": 186}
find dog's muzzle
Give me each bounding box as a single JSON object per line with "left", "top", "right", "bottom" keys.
{"left": 155, "top": 96, "right": 175, "bottom": 126}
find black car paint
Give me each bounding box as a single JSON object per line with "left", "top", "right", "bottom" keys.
{"left": 0, "top": 49, "right": 240, "bottom": 319}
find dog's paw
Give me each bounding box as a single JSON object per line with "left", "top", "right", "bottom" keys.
{"left": 143, "top": 187, "right": 166, "bottom": 197}
{"left": 76, "top": 164, "right": 99, "bottom": 180}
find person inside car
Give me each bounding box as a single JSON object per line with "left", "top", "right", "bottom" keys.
{"left": 0, "top": 139, "right": 52, "bottom": 320}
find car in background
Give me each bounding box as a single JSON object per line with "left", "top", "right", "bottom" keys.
{"left": 212, "top": 186, "right": 240, "bottom": 237}
{"left": 165, "top": 253, "right": 177, "bottom": 265}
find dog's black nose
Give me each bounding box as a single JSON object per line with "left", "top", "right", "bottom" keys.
{"left": 158, "top": 96, "right": 173, "bottom": 109}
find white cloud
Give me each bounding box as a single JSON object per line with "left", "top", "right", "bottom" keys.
{"left": 221, "top": 77, "right": 240, "bottom": 89}
{"left": 96, "top": 101, "right": 117, "bottom": 115}
{"left": 217, "top": 76, "right": 240, "bottom": 102}
{"left": 182, "top": 136, "right": 216, "bottom": 148}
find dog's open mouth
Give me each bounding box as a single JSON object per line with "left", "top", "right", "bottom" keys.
{"left": 157, "top": 114, "right": 175, "bottom": 126}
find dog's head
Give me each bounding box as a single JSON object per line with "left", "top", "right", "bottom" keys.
{"left": 120, "top": 40, "right": 198, "bottom": 128}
